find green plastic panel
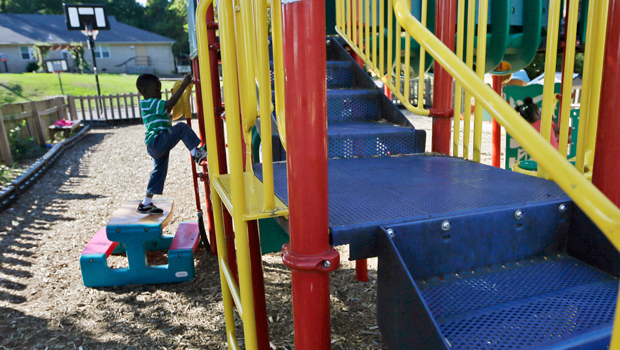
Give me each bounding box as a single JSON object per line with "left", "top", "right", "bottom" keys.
{"left": 503, "top": 83, "right": 581, "bottom": 170}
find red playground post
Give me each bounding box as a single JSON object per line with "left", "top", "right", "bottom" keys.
{"left": 492, "top": 75, "right": 503, "bottom": 167}
{"left": 349, "top": 46, "right": 370, "bottom": 283}
{"left": 431, "top": 0, "right": 457, "bottom": 154}
{"left": 593, "top": 0, "right": 620, "bottom": 206}
{"left": 281, "top": 0, "right": 340, "bottom": 348}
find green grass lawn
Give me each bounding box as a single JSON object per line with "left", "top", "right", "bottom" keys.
{"left": 0, "top": 73, "right": 177, "bottom": 104}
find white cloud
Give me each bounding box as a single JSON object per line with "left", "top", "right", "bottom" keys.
{"left": 136, "top": 0, "right": 147, "bottom": 6}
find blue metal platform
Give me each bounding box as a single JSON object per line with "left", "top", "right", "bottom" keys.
{"left": 253, "top": 155, "right": 569, "bottom": 259}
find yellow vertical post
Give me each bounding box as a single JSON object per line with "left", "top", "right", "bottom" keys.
{"left": 351, "top": 0, "right": 359, "bottom": 43}
{"left": 338, "top": 0, "right": 343, "bottom": 31}
{"left": 387, "top": 0, "right": 394, "bottom": 84}
{"left": 558, "top": 0, "right": 579, "bottom": 159}
{"left": 473, "top": 0, "right": 489, "bottom": 163}
{"left": 462, "top": 0, "right": 476, "bottom": 160}
{"left": 372, "top": 0, "right": 378, "bottom": 69}
{"left": 196, "top": 1, "right": 239, "bottom": 349}
{"left": 349, "top": 0, "right": 354, "bottom": 41}
{"left": 574, "top": 0, "right": 597, "bottom": 174}
{"left": 584, "top": 0, "right": 609, "bottom": 169}
{"left": 404, "top": 31, "right": 411, "bottom": 103}
{"left": 453, "top": 0, "right": 466, "bottom": 157}
{"left": 236, "top": 0, "right": 259, "bottom": 171}
{"left": 380, "top": 0, "right": 385, "bottom": 77}
{"left": 358, "top": 0, "right": 363, "bottom": 48}
{"left": 365, "top": 0, "right": 371, "bottom": 58}
{"left": 256, "top": 0, "right": 275, "bottom": 210}
{"left": 395, "top": 20, "right": 402, "bottom": 94}
{"left": 538, "top": 0, "right": 562, "bottom": 178}
{"left": 272, "top": 0, "right": 287, "bottom": 150}
{"left": 417, "top": 0, "right": 427, "bottom": 110}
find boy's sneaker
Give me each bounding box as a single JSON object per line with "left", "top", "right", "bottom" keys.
{"left": 137, "top": 203, "right": 164, "bottom": 214}
{"left": 193, "top": 145, "right": 207, "bottom": 165}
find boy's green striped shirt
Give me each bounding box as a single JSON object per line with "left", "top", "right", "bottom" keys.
{"left": 140, "top": 98, "right": 172, "bottom": 145}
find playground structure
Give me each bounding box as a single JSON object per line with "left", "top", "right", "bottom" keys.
{"left": 77, "top": 0, "right": 620, "bottom": 349}
{"left": 185, "top": 0, "right": 620, "bottom": 348}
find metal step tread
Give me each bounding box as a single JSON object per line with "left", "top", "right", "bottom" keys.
{"left": 418, "top": 255, "right": 618, "bottom": 350}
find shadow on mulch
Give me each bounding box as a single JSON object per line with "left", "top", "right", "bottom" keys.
{"left": 0, "top": 133, "right": 107, "bottom": 297}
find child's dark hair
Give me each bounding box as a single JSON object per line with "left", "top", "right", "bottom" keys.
{"left": 136, "top": 74, "right": 159, "bottom": 92}
{"left": 515, "top": 96, "right": 541, "bottom": 123}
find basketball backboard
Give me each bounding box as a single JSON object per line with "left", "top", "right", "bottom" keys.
{"left": 63, "top": 3, "right": 110, "bottom": 31}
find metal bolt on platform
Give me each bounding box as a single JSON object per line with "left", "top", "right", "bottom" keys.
{"left": 559, "top": 204, "right": 567, "bottom": 213}
{"left": 441, "top": 220, "right": 451, "bottom": 231}
{"left": 387, "top": 228, "right": 395, "bottom": 238}
{"left": 515, "top": 210, "right": 524, "bottom": 220}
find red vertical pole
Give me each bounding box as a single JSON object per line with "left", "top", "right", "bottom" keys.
{"left": 192, "top": 58, "right": 217, "bottom": 255}
{"left": 281, "top": 0, "right": 340, "bottom": 349}
{"left": 491, "top": 75, "right": 503, "bottom": 167}
{"left": 431, "top": 0, "right": 457, "bottom": 154}
{"left": 384, "top": 82, "right": 393, "bottom": 99}
{"left": 592, "top": 0, "right": 620, "bottom": 205}
{"left": 247, "top": 220, "right": 270, "bottom": 350}
{"left": 348, "top": 49, "right": 370, "bottom": 283}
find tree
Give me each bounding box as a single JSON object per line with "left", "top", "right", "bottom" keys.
{"left": 144, "top": 0, "right": 188, "bottom": 57}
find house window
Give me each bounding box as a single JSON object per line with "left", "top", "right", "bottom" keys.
{"left": 20, "top": 46, "right": 35, "bottom": 60}
{"left": 61, "top": 50, "right": 70, "bottom": 60}
{"left": 93, "top": 45, "right": 110, "bottom": 59}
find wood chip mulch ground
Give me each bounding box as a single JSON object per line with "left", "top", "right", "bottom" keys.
{"left": 0, "top": 123, "right": 383, "bottom": 350}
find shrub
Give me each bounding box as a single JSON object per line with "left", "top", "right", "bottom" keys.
{"left": 25, "top": 62, "right": 39, "bottom": 73}
{"left": 8, "top": 120, "right": 38, "bottom": 160}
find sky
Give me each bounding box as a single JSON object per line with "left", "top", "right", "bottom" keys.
{"left": 136, "top": 0, "right": 147, "bottom": 6}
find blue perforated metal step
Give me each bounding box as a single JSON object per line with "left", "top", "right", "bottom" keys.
{"left": 327, "top": 122, "right": 421, "bottom": 157}
{"left": 420, "top": 256, "right": 617, "bottom": 350}
{"left": 378, "top": 227, "right": 619, "bottom": 350}
{"left": 264, "top": 38, "right": 425, "bottom": 160}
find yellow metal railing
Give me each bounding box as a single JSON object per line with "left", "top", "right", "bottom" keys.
{"left": 390, "top": 5, "right": 620, "bottom": 342}
{"left": 335, "top": 0, "right": 430, "bottom": 115}
{"left": 392, "top": 0, "right": 620, "bottom": 244}
{"left": 507, "top": 0, "right": 606, "bottom": 181}
{"left": 196, "top": 0, "right": 289, "bottom": 348}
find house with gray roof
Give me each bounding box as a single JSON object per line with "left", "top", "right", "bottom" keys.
{"left": 0, "top": 14, "right": 176, "bottom": 75}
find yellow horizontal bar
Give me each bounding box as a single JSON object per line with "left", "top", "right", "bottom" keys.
{"left": 392, "top": 0, "right": 620, "bottom": 246}
{"left": 220, "top": 259, "right": 243, "bottom": 316}
{"left": 213, "top": 173, "right": 290, "bottom": 221}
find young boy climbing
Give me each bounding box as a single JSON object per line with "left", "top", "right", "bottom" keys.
{"left": 136, "top": 73, "right": 207, "bottom": 214}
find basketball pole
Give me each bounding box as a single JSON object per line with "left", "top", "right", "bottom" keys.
{"left": 85, "top": 26, "right": 103, "bottom": 118}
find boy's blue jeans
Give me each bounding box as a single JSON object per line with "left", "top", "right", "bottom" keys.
{"left": 146, "top": 123, "right": 201, "bottom": 195}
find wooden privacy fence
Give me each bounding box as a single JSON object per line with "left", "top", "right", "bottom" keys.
{"left": 0, "top": 97, "right": 68, "bottom": 167}
{"left": 68, "top": 88, "right": 201, "bottom": 121}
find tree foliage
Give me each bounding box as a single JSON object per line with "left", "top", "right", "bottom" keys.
{"left": 1, "top": 0, "right": 189, "bottom": 57}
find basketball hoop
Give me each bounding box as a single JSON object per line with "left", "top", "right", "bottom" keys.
{"left": 64, "top": 3, "right": 110, "bottom": 105}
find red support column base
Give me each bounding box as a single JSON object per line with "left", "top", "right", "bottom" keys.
{"left": 282, "top": 244, "right": 340, "bottom": 272}
{"left": 430, "top": 108, "right": 454, "bottom": 119}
